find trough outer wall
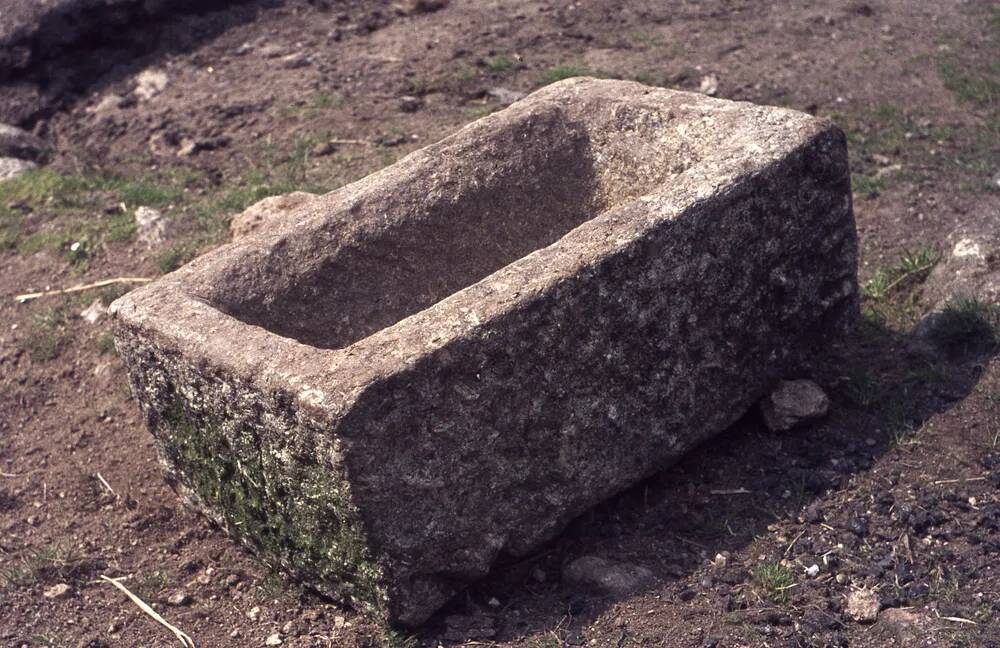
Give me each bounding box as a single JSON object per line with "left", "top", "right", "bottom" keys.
{"left": 330, "top": 124, "right": 858, "bottom": 625}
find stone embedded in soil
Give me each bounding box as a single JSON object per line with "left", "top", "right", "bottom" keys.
{"left": 845, "top": 589, "right": 880, "bottom": 623}
{"left": 0, "top": 122, "right": 49, "bottom": 162}
{"left": 760, "top": 379, "right": 831, "bottom": 432}
{"left": 43, "top": 583, "right": 72, "bottom": 599}
{"left": 920, "top": 202, "right": 1000, "bottom": 311}
{"left": 229, "top": 191, "right": 318, "bottom": 238}
{"left": 167, "top": 591, "right": 192, "bottom": 606}
{"left": 111, "top": 78, "right": 858, "bottom": 626}
{"left": 879, "top": 608, "right": 928, "bottom": 642}
{"left": 135, "top": 69, "right": 169, "bottom": 101}
{"left": 81, "top": 299, "right": 107, "bottom": 325}
{"left": 135, "top": 206, "right": 167, "bottom": 247}
{"left": 0, "top": 157, "right": 36, "bottom": 181}
{"left": 562, "top": 556, "right": 657, "bottom": 598}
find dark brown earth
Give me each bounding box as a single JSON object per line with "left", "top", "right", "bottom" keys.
{"left": 1, "top": 1, "right": 998, "bottom": 647}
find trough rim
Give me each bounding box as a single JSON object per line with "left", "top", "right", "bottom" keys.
{"left": 110, "top": 77, "right": 839, "bottom": 421}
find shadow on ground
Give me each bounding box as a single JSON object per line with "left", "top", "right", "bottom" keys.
{"left": 0, "top": 0, "right": 279, "bottom": 126}
{"left": 416, "top": 313, "right": 997, "bottom": 644}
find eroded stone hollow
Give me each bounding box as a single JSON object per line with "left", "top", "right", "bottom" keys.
{"left": 112, "top": 78, "right": 859, "bottom": 626}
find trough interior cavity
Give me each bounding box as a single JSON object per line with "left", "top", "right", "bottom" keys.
{"left": 212, "top": 105, "right": 684, "bottom": 351}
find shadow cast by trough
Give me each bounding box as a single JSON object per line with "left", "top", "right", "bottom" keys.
{"left": 420, "top": 317, "right": 996, "bottom": 645}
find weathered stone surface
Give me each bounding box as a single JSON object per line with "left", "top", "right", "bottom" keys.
{"left": 562, "top": 556, "right": 656, "bottom": 598}
{"left": 759, "top": 379, "right": 831, "bottom": 432}
{"left": 135, "top": 206, "right": 168, "bottom": 247}
{"left": 110, "top": 78, "right": 858, "bottom": 626}
{"left": 845, "top": 589, "right": 880, "bottom": 623}
{"left": 0, "top": 157, "right": 36, "bottom": 182}
{"left": 0, "top": 123, "right": 50, "bottom": 162}
{"left": 230, "top": 192, "right": 318, "bottom": 238}
{"left": 921, "top": 200, "right": 1000, "bottom": 310}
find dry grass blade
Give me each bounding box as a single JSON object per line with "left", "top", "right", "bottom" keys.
{"left": 100, "top": 575, "right": 196, "bottom": 648}
{"left": 14, "top": 277, "right": 152, "bottom": 303}
{"left": 96, "top": 473, "right": 117, "bottom": 497}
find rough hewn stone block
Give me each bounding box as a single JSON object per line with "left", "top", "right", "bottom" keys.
{"left": 111, "top": 78, "right": 858, "bottom": 626}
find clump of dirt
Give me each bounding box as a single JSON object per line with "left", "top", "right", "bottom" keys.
{"left": 1, "top": 1, "right": 998, "bottom": 647}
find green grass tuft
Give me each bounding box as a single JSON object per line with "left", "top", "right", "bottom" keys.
{"left": 752, "top": 562, "right": 796, "bottom": 603}
{"left": 863, "top": 245, "right": 940, "bottom": 301}
{"left": 541, "top": 65, "right": 605, "bottom": 85}
{"left": 18, "top": 304, "right": 71, "bottom": 362}
{"left": 852, "top": 174, "right": 883, "bottom": 200}
{"left": 488, "top": 55, "right": 515, "bottom": 74}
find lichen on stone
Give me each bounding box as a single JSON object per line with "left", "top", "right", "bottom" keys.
{"left": 159, "top": 398, "right": 387, "bottom": 616}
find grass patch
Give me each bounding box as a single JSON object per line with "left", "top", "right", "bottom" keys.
{"left": 158, "top": 244, "right": 196, "bottom": 274}
{"left": 0, "top": 168, "right": 185, "bottom": 259}
{"left": 487, "top": 54, "right": 515, "bottom": 74}
{"left": 939, "top": 59, "right": 1000, "bottom": 113}
{"left": 18, "top": 303, "right": 71, "bottom": 362}
{"left": 924, "top": 298, "right": 1000, "bottom": 355}
{"left": 541, "top": 65, "right": 605, "bottom": 85}
{"left": 752, "top": 562, "right": 795, "bottom": 603}
{"left": 132, "top": 570, "right": 168, "bottom": 600}
{"left": 852, "top": 174, "right": 883, "bottom": 200}
{"left": 0, "top": 545, "right": 92, "bottom": 590}
{"left": 863, "top": 245, "right": 940, "bottom": 301}
{"left": 95, "top": 332, "right": 117, "bottom": 355}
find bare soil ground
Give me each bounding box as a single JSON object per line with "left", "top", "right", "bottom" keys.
{"left": 1, "top": 1, "right": 999, "bottom": 647}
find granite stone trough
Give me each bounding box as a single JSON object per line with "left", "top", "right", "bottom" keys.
{"left": 111, "top": 78, "right": 859, "bottom": 626}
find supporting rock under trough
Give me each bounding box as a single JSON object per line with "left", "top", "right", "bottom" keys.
{"left": 111, "top": 78, "right": 858, "bottom": 626}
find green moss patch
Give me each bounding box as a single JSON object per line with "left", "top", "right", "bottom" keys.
{"left": 160, "top": 400, "right": 387, "bottom": 616}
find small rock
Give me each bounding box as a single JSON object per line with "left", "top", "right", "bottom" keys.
{"left": 699, "top": 74, "right": 719, "bottom": 96}
{"left": 760, "top": 379, "right": 830, "bottom": 431}
{"left": 562, "top": 556, "right": 656, "bottom": 598}
{"left": 845, "top": 588, "right": 880, "bottom": 623}
{"left": 264, "top": 633, "right": 283, "bottom": 646}
{"left": 281, "top": 52, "right": 311, "bottom": 69}
{"left": 257, "top": 44, "right": 288, "bottom": 59}
{"left": 166, "top": 591, "right": 191, "bottom": 606}
{"left": 399, "top": 95, "right": 423, "bottom": 112}
{"left": 398, "top": 0, "right": 449, "bottom": 14}
{"left": 81, "top": 299, "right": 106, "bottom": 325}
{"left": 804, "top": 564, "right": 820, "bottom": 577}
{"left": 919, "top": 217, "right": 1000, "bottom": 316}
{"left": 230, "top": 192, "right": 318, "bottom": 238}
{"left": 43, "top": 583, "right": 72, "bottom": 599}
{"left": 0, "top": 123, "right": 50, "bottom": 161}
{"left": 86, "top": 94, "right": 125, "bottom": 115}
{"left": 487, "top": 87, "right": 526, "bottom": 106}
{"left": 177, "top": 136, "right": 230, "bottom": 157}
{"left": 879, "top": 608, "right": 927, "bottom": 643}
{"left": 246, "top": 605, "right": 261, "bottom": 621}
{"left": 135, "top": 69, "right": 169, "bottom": 101}
{"left": 134, "top": 206, "right": 167, "bottom": 247}
{"left": 0, "top": 157, "right": 36, "bottom": 182}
